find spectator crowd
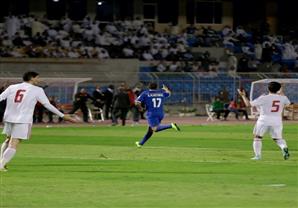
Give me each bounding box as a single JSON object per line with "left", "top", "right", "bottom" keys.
{"left": 0, "top": 14, "right": 297, "bottom": 73}
{"left": 0, "top": 15, "right": 298, "bottom": 77}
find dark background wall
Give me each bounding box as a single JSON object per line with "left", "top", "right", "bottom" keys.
{"left": 0, "top": 0, "right": 297, "bottom": 34}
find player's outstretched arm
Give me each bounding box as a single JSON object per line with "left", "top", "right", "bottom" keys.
{"left": 237, "top": 89, "right": 251, "bottom": 107}
{"left": 162, "top": 84, "right": 171, "bottom": 94}
{"left": 38, "top": 89, "right": 77, "bottom": 122}
{"left": 63, "top": 114, "right": 78, "bottom": 123}
{"left": 0, "top": 86, "right": 11, "bottom": 101}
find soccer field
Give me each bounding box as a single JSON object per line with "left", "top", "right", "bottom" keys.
{"left": 0, "top": 124, "right": 297, "bottom": 208}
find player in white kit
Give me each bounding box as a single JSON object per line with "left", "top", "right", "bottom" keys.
{"left": 0, "top": 71, "right": 76, "bottom": 171}
{"left": 238, "top": 81, "right": 291, "bottom": 160}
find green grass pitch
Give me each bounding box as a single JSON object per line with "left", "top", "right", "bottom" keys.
{"left": 0, "top": 124, "right": 297, "bottom": 208}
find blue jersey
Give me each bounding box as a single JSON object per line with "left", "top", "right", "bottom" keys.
{"left": 136, "top": 89, "right": 170, "bottom": 117}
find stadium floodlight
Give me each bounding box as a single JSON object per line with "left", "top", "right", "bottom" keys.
{"left": 97, "top": 1, "right": 103, "bottom": 6}
{"left": 250, "top": 78, "right": 298, "bottom": 116}
{"left": 53, "top": 0, "right": 60, "bottom": 2}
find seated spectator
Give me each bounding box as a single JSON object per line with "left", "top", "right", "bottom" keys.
{"left": 223, "top": 36, "right": 238, "bottom": 47}
{"left": 177, "top": 40, "right": 187, "bottom": 53}
{"left": 168, "top": 44, "right": 179, "bottom": 60}
{"left": 222, "top": 25, "right": 234, "bottom": 37}
{"left": 9, "top": 47, "right": 25, "bottom": 57}
{"left": 241, "top": 43, "right": 254, "bottom": 57}
{"left": 191, "top": 61, "right": 201, "bottom": 72}
{"left": 254, "top": 41, "right": 263, "bottom": 60}
{"left": 208, "top": 63, "right": 219, "bottom": 77}
{"left": 142, "top": 50, "right": 154, "bottom": 61}
{"left": 168, "top": 61, "right": 181, "bottom": 72}
{"left": 282, "top": 41, "right": 297, "bottom": 60}
{"left": 235, "top": 25, "right": 249, "bottom": 41}
{"left": 227, "top": 51, "right": 238, "bottom": 73}
{"left": 227, "top": 99, "right": 249, "bottom": 120}
{"left": 12, "top": 32, "right": 24, "bottom": 46}
{"left": 151, "top": 45, "right": 162, "bottom": 60}
{"left": 237, "top": 54, "right": 250, "bottom": 72}
{"left": 182, "top": 49, "right": 194, "bottom": 61}
{"left": 261, "top": 43, "right": 273, "bottom": 63}
{"left": 181, "top": 61, "right": 192, "bottom": 72}
{"left": 210, "top": 97, "right": 229, "bottom": 120}
{"left": 161, "top": 46, "right": 169, "bottom": 59}
{"left": 97, "top": 48, "right": 110, "bottom": 59}
{"left": 105, "top": 23, "right": 118, "bottom": 35}
{"left": 60, "top": 37, "right": 70, "bottom": 48}
{"left": 2, "top": 36, "right": 13, "bottom": 47}
{"left": 133, "top": 17, "right": 143, "bottom": 30}
{"left": 122, "top": 46, "right": 135, "bottom": 58}
{"left": 67, "top": 48, "right": 80, "bottom": 58}
{"left": 185, "top": 24, "right": 198, "bottom": 35}
{"left": 218, "top": 87, "right": 230, "bottom": 105}
{"left": 156, "top": 60, "right": 167, "bottom": 72}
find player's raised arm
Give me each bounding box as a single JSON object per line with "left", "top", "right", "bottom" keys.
{"left": 237, "top": 89, "right": 251, "bottom": 107}
{"left": 135, "top": 90, "right": 146, "bottom": 112}
{"left": 162, "top": 84, "right": 171, "bottom": 95}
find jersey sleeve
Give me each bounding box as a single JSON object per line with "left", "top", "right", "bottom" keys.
{"left": 37, "top": 88, "right": 64, "bottom": 117}
{"left": 163, "top": 91, "right": 170, "bottom": 98}
{"left": 250, "top": 96, "right": 264, "bottom": 107}
{"left": 135, "top": 91, "right": 146, "bottom": 104}
{"left": 283, "top": 96, "right": 291, "bottom": 105}
{"left": 36, "top": 88, "right": 51, "bottom": 105}
{"left": 0, "top": 86, "right": 11, "bottom": 102}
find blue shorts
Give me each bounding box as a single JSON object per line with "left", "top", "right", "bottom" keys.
{"left": 147, "top": 115, "right": 164, "bottom": 127}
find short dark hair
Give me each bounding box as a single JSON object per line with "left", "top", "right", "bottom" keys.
{"left": 148, "top": 82, "right": 158, "bottom": 90}
{"left": 268, "top": 81, "right": 281, "bottom": 93}
{"left": 23, "top": 71, "right": 39, "bottom": 82}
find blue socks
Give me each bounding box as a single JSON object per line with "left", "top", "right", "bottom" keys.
{"left": 156, "top": 124, "right": 172, "bottom": 132}
{"left": 139, "top": 124, "right": 172, "bottom": 145}
{"left": 139, "top": 127, "right": 153, "bottom": 145}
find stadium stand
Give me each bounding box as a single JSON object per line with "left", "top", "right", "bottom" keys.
{"left": 0, "top": 15, "right": 297, "bottom": 73}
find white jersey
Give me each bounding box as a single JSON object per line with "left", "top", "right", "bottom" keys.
{"left": 250, "top": 94, "right": 290, "bottom": 126}
{"left": 0, "top": 82, "right": 64, "bottom": 124}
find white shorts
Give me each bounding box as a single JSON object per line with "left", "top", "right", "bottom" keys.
{"left": 253, "top": 123, "right": 283, "bottom": 139}
{"left": 2, "top": 122, "right": 32, "bottom": 140}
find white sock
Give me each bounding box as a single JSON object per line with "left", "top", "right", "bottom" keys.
{"left": 0, "top": 147, "right": 16, "bottom": 168}
{"left": 273, "top": 138, "right": 287, "bottom": 150}
{"left": 253, "top": 138, "right": 262, "bottom": 157}
{"left": 0, "top": 140, "right": 9, "bottom": 159}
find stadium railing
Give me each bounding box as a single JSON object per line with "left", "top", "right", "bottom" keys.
{"left": 138, "top": 72, "right": 298, "bottom": 105}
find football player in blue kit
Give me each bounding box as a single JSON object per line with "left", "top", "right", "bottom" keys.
{"left": 135, "top": 82, "right": 180, "bottom": 147}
